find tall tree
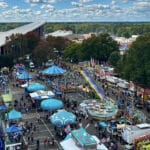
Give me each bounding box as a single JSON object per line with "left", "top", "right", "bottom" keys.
{"left": 25, "top": 32, "right": 40, "bottom": 53}
{"left": 33, "top": 40, "right": 49, "bottom": 65}
{"left": 117, "top": 33, "right": 150, "bottom": 87}
{"left": 63, "top": 42, "right": 82, "bottom": 62}
{"left": 46, "top": 36, "right": 71, "bottom": 56}
{"left": 81, "top": 33, "right": 119, "bottom": 63}
{"left": 108, "top": 51, "right": 121, "bottom": 66}
{"left": 5, "top": 33, "right": 28, "bottom": 61}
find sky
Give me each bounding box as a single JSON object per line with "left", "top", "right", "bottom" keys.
{"left": 0, "top": 0, "right": 149, "bottom": 22}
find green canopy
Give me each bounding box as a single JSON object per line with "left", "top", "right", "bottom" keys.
{"left": 2, "top": 94, "right": 12, "bottom": 103}
{"left": 71, "top": 128, "right": 97, "bottom": 148}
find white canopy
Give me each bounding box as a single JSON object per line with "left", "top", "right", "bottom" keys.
{"left": 106, "top": 76, "right": 118, "bottom": 84}
{"left": 29, "top": 90, "right": 55, "bottom": 99}
{"left": 60, "top": 136, "right": 108, "bottom": 150}
{"left": 117, "top": 82, "right": 129, "bottom": 89}
{"left": 60, "top": 138, "right": 80, "bottom": 150}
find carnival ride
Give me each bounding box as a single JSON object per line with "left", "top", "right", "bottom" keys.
{"left": 80, "top": 70, "right": 118, "bottom": 120}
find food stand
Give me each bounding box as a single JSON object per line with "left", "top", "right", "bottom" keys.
{"left": 71, "top": 128, "right": 97, "bottom": 150}
{"left": 60, "top": 128, "right": 108, "bottom": 150}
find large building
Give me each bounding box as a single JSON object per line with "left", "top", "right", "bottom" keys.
{"left": 0, "top": 22, "right": 45, "bottom": 56}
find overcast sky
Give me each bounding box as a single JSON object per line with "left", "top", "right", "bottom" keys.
{"left": 0, "top": 0, "right": 149, "bottom": 22}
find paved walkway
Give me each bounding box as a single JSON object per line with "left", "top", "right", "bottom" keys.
{"left": 23, "top": 112, "right": 62, "bottom": 150}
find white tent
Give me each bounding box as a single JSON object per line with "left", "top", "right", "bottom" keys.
{"left": 60, "top": 135, "right": 108, "bottom": 150}
{"left": 106, "top": 76, "right": 118, "bottom": 84}
{"left": 29, "top": 90, "right": 55, "bottom": 99}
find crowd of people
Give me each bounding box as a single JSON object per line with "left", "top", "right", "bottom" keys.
{"left": 0, "top": 62, "right": 149, "bottom": 150}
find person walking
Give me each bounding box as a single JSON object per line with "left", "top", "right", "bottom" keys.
{"left": 44, "top": 137, "right": 48, "bottom": 147}
{"left": 31, "top": 135, "right": 34, "bottom": 143}
{"left": 36, "top": 139, "right": 40, "bottom": 149}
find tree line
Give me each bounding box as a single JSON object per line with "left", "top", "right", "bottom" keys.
{"left": 0, "top": 27, "right": 149, "bottom": 87}
{"left": 0, "top": 22, "right": 150, "bottom": 38}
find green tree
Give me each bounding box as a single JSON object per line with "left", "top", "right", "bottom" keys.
{"left": 117, "top": 33, "right": 150, "bottom": 87}
{"left": 81, "top": 33, "right": 119, "bottom": 63}
{"left": 108, "top": 51, "right": 121, "bottom": 66}
{"left": 5, "top": 33, "right": 28, "bottom": 62}
{"left": 63, "top": 42, "right": 82, "bottom": 62}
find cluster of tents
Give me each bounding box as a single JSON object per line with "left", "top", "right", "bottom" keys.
{"left": 16, "top": 64, "right": 66, "bottom": 84}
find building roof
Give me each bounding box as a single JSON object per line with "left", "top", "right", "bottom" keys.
{"left": 0, "top": 22, "right": 45, "bottom": 47}
{"left": 45, "top": 30, "right": 73, "bottom": 37}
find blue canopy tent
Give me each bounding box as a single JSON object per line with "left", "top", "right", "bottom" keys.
{"left": 99, "top": 122, "right": 108, "bottom": 128}
{"left": 50, "top": 110, "right": 76, "bottom": 127}
{"left": 41, "top": 65, "right": 66, "bottom": 76}
{"left": 0, "top": 137, "right": 3, "bottom": 150}
{"left": 40, "top": 98, "right": 63, "bottom": 111}
{"left": 7, "top": 109, "right": 22, "bottom": 120}
{"left": 17, "top": 71, "right": 33, "bottom": 80}
{"left": 26, "top": 83, "right": 46, "bottom": 92}
{"left": 16, "top": 66, "right": 25, "bottom": 74}
{"left": 0, "top": 105, "right": 8, "bottom": 111}
{"left": 6, "top": 125, "right": 22, "bottom": 134}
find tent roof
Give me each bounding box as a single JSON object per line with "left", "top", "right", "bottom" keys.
{"left": 0, "top": 105, "right": 8, "bottom": 110}
{"left": 7, "top": 109, "right": 22, "bottom": 120}
{"left": 26, "top": 83, "right": 46, "bottom": 92}
{"left": 71, "top": 128, "right": 97, "bottom": 147}
{"left": 40, "top": 98, "right": 63, "bottom": 110}
{"left": 42, "top": 65, "right": 66, "bottom": 75}
{"left": 6, "top": 125, "right": 22, "bottom": 133}
{"left": 2, "top": 94, "right": 12, "bottom": 103}
{"left": 17, "top": 71, "right": 32, "bottom": 80}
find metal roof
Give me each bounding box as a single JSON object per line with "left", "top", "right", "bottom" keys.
{"left": 0, "top": 22, "right": 45, "bottom": 47}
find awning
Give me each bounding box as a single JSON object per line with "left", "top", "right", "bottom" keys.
{"left": 2, "top": 94, "right": 12, "bottom": 103}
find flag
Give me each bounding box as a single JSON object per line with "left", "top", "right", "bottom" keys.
{"left": 90, "top": 57, "right": 94, "bottom": 67}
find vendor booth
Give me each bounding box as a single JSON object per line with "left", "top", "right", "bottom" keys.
{"left": 41, "top": 65, "right": 66, "bottom": 76}
{"left": 50, "top": 110, "right": 76, "bottom": 127}
{"left": 40, "top": 98, "right": 64, "bottom": 111}
{"left": 29, "top": 90, "right": 55, "bottom": 100}
{"left": 1, "top": 93, "right": 12, "bottom": 103}
{"left": 26, "top": 83, "right": 46, "bottom": 93}
{"left": 71, "top": 128, "right": 97, "bottom": 149}
{"left": 6, "top": 109, "right": 22, "bottom": 120}
{"left": 60, "top": 128, "right": 108, "bottom": 150}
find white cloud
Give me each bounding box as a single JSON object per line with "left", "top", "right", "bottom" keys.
{"left": 26, "top": 0, "right": 41, "bottom": 3}
{"left": 71, "top": 1, "right": 83, "bottom": 7}
{"left": 111, "top": 0, "right": 116, "bottom": 5}
{"left": 41, "top": 4, "right": 54, "bottom": 11}
{"left": 0, "top": 0, "right": 149, "bottom": 22}
{"left": 12, "top": 6, "right": 19, "bottom": 9}
{"left": 79, "top": 0, "right": 93, "bottom": 3}
{"left": 0, "top": 1, "right": 8, "bottom": 8}
{"left": 34, "top": 10, "right": 41, "bottom": 15}
{"left": 26, "top": 0, "right": 62, "bottom": 3}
